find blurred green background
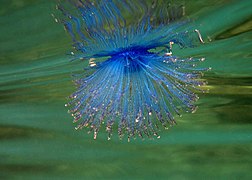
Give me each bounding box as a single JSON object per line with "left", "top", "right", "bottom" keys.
{"left": 0, "top": 0, "right": 252, "bottom": 179}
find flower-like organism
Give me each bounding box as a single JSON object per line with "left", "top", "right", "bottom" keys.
{"left": 57, "top": 0, "right": 209, "bottom": 140}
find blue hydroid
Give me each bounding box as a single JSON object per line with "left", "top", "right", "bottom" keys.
{"left": 57, "top": 0, "right": 208, "bottom": 140}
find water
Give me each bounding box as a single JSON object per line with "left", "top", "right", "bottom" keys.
{"left": 0, "top": 0, "right": 252, "bottom": 179}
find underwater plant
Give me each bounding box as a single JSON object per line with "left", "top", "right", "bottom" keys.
{"left": 57, "top": 0, "right": 209, "bottom": 140}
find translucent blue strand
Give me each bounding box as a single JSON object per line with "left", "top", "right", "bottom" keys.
{"left": 58, "top": 0, "right": 209, "bottom": 140}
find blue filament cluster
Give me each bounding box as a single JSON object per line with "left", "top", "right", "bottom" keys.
{"left": 58, "top": 0, "right": 208, "bottom": 140}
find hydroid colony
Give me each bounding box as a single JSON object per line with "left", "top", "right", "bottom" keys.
{"left": 57, "top": 0, "right": 208, "bottom": 140}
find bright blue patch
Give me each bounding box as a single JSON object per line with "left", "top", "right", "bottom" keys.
{"left": 58, "top": 0, "right": 208, "bottom": 140}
